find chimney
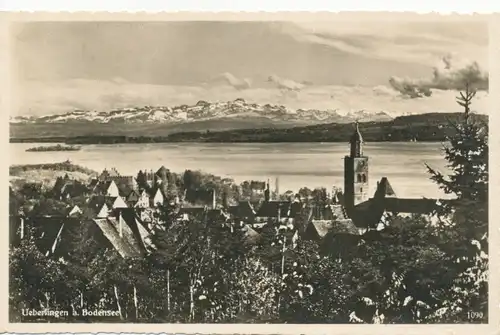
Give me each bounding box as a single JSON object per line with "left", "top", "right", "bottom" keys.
{"left": 212, "top": 189, "right": 216, "bottom": 209}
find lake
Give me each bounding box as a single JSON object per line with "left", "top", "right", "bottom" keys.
{"left": 9, "top": 142, "right": 450, "bottom": 199}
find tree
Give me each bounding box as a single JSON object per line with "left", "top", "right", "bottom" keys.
{"left": 425, "top": 82, "right": 488, "bottom": 322}
{"left": 9, "top": 228, "right": 71, "bottom": 321}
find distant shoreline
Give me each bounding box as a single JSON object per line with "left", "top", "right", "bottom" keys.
{"left": 9, "top": 112, "right": 487, "bottom": 144}
{"left": 10, "top": 137, "right": 441, "bottom": 144}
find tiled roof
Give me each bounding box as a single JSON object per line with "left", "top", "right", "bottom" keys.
{"left": 309, "top": 218, "right": 359, "bottom": 239}
{"left": 309, "top": 220, "right": 334, "bottom": 238}
{"left": 29, "top": 216, "right": 80, "bottom": 255}
{"left": 116, "top": 208, "right": 152, "bottom": 251}
{"left": 241, "top": 224, "right": 260, "bottom": 243}
{"left": 228, "top": 201, "right": 256, "bottom": 218}
{"left": 309, "top": 204, "right": 347, "bottom": 221}
{"left": 384, "top": 197, "right": 439, "bottom": 214}
{"left": 93, "top": 217, "right": 143, "bottom": 258}
{"left": 255, "top": 201, "right": 303, "bottom": 218}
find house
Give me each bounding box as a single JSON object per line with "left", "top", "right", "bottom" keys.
{"left": 48, "top": 210, "right": 152, "bottom": 260}
{"left": 92, "top": 180, "right": 120, "bottom": 198}
{"left": 98, "top": 168, "right": 120, "bottom": 181}
{"left": 53, "top": 177, "right": 89, "bottom": 200}
{"left": 149, "top": 186, "right": 167, "bottom": 207}
{"left": 134, "top": 189, "right": 151, "bottom": 209}
{"left": 124, "top": 189, "right": 140, "bottom": 207}
{"left": 228, "top": 201, "right": 257, "bottom": 224}
{"left": 111, "top": 176, "right": 138, "bottom": 194}
{"left": 303, "top": 219, "right": 359, "bottom": 241}
{"left": 250, "top": 181, "right": 266, "bottom": 195}
{"left": 254, "top": 199, "right": 304, "bottom": 226}
{"left": 86, "top": 195, "right": 128, "bottom": 219}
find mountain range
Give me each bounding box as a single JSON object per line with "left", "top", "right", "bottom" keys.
{"left": 10, "top": 99, "right": 393, "bottom": 138}
{"left": 10, "top": 98, "right": 393, "bottom": 125}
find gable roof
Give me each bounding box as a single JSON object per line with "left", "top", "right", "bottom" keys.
{"left": 156, "top": 165, "right": 169, "bottom": 177}
{"left": 92, "top": 217, "right": 143, "bottom": 258}
{"left": 309, "top": 220, "right": 334, "bottom": 239}
{"left": 116, "top": 208, "right": 152, "bottom": 252}
{"left": 110, "top": 176, "right": 136, "bottom": 193}
{"left": 29, "top": 216, "right": 65, "bottom": 254}
{"left": 308, "top": 218, "right": 360, "bottom": 240}
{"left": 255, "top": 201, "right": 303, "bottom": 218}
{"left": 60, "top": 182, "right": 89, "bottom": 198}
{"left": 116, "top": 183, "right": 134, "bottom": 197}
{"left": 228, "top": 201, "right": 256, "bottom": 218}
{"left": 100, "top": 168, "right": 120, "bottom": 179}
{"left": 241, "top": 224, "right": 260, "bottom": 243}
{"left": 93, "top": 180, "right": 115, "bottom": 195}
{"left": 376, "top": 177, "right": 397, "bottom": 197}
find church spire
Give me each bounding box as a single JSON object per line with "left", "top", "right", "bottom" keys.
{"left": 350, "top": 121, "right": 363, "bottom": 157}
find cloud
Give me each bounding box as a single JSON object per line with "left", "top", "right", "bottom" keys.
{"left": 389, "top": 55, "right": 489, "bottom": 98}
{"left": 211, "top": 72, "right": 252, "bottom": 90}
{"left": 267, "top": 75, "right": 305, "bottom": 92}
{"left": 13, "top": 78, "right": 488, "bottom": 118}
{"left": 292, "top": 20, "right": 488, "bottom": 70}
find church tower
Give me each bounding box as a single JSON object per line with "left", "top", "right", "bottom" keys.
{"left": 344, "top": 122, "right": 369, "bottom": 211}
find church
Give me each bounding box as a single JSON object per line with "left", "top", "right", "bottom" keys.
{"left": 342, "top": 122, "right": 440, "bottom": 229}
{"left": 301, "top": 122, "right": 442, "bottom": 243}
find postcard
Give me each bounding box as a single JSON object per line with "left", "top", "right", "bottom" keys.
{"left": 2, "top": 11, "right": 498, "bottom": 334}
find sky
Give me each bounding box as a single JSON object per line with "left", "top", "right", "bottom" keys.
{"left": 10, "top": 18, "right": 489, "bottom": 116}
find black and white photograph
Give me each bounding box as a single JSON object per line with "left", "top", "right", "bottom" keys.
{"left": 7, "top": 14, "right": 490, "bottom": 325}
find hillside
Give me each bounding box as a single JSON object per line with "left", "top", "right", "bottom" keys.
{"left": 9, "top": 161, "right": 97, "bottom": 189}
{"left": 19, "top": 112, "right": 484, "bottom": 144}
{"left": 163, "top": 112, "right": 488, "bottom": 143}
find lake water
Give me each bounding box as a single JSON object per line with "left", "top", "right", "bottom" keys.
{"left": 9, "top": 142, "right": 450, "bottom": 199}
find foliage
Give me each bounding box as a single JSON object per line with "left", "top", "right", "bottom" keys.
{"left": 8, "top": 84, "right": 488, "bottom": 323}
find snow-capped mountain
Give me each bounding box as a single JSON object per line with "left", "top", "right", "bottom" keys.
{"left": 9, "top": 99, "right": 393, "bottom": 125}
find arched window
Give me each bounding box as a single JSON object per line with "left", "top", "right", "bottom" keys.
{"left": 357, "top": 174, "right": 362, "bottom": 182}
{"left": 362, "top": 174, "right": 367, "bottom": 183}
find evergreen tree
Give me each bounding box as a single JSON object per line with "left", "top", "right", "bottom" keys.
{"left": 425, "top": 82, "right": 488, "bottom": 322}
